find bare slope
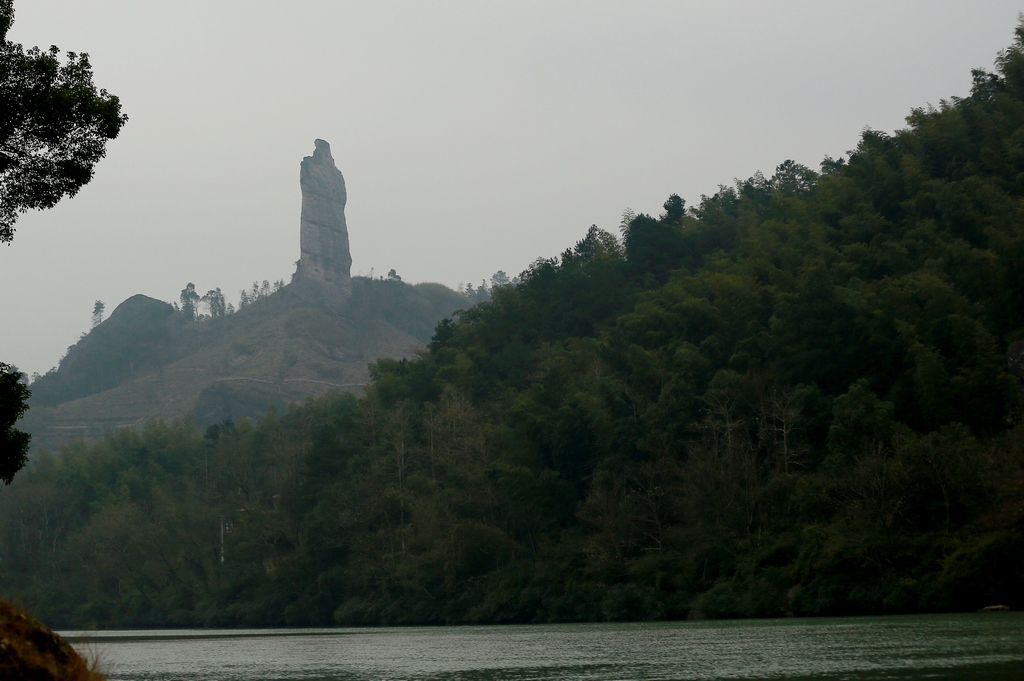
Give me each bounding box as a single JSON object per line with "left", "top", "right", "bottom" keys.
{"left": 22, "top": 277, "right": 465, "bottom": 451}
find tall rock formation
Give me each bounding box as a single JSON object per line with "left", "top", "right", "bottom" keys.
{"left": 295, "top": 139, "right": 352, "bottom": 299}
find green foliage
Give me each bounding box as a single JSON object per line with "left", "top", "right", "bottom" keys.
{"left": 0, "top": 362, "right": 30, "bottom": 483}
{"left": 7, "top": 20, "right": 1024, "bottom": 627}
{"left": 0, "top": 0, "right": 127, "bottom": 242}
{"left": 180, "top": 283, "right": 199, "bottom": 322}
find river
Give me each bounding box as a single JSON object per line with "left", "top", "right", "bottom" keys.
{"left": 62, "top": 612, "right": 1024, "bottom": 680}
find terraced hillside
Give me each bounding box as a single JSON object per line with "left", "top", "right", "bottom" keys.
{"left": 20, "top": 276, "right": 465, "bottom": 452}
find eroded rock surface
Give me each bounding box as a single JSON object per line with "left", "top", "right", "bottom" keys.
{"left": 296, "top": 139, "right": 351, "bottom": 295}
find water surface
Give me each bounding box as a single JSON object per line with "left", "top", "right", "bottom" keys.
{"left": 63, "top": 613, "right": 1024, "bottom": 681}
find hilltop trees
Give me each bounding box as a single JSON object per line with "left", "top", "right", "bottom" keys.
{"left": 179, "top": 283, "right": 199, "bottom": 321}
{"left": 90, "top": 300, "right": 104, "bottom": 328}
{"left": 202, "top": 288, "right": 226, "bottom": 318}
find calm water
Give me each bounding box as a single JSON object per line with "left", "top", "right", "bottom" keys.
{"left": 62, "top": 613, "right": 1024, "bottom": 681}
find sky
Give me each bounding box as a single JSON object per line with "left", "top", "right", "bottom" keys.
{"left": 2, "top": 1, "right": 1023, "bottom": 377}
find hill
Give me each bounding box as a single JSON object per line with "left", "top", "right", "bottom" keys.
{"left": 4, "top": 25, "right": 1024, "bottom": 629}
{"left": 20, "top": 138, "right": 469, "bottom": 452}
{"left": 21, "top": 276, "right": 466, "bottom": 452}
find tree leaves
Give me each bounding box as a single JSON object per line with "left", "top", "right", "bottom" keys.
{"left": 0, "top": 1, "right": 126, "bottom": 242}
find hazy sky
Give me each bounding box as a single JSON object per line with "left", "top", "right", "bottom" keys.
{"left": 2, "top": 1, "right": 1022, "bottom": 377}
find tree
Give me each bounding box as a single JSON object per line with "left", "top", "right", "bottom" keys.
{"left": 490, "top": 270, "right": 511, "bottom": 288}
{"left": 661, "top": 193, "right": 685, "bottom": 223}
{"left": 619, "top": 207, "right": 636, "bottom": 236}
{"left": 0, "top": 363, "right": 29, "bottom": 484}
{"left": 91, "top": 299, "right": 104, "bottom": 328}
{"left": 623, "top": 209, "right": 687, "bottom": 283}
{"left": 201, "top": 288, "right": 225, "bottom": 318}
{"left": 180, "top": 283, "right": 199, "bottom": 321}
{"left": 0, "top": 0, "right": 127, "bottom": 242}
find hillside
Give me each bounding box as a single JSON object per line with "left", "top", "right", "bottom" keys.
{"left": 5, "top": 24, "right": 1024, "bottom": 629}
{"left": 21, "top": 276, "right": 466, "bottom": 452}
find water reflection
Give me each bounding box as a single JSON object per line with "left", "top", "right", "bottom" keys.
{"left": 63, "top": 613, "right": 1024, "bottom": 681}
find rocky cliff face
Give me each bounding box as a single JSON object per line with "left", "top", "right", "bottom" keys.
{"left": 296, "top": 139, "right": 351, "bottom": 297}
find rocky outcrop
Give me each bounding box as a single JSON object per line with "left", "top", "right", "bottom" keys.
{"left": 0, "top": 600, "right": 104, "bottom": 680}
{"left": 295, "top": 139, "right": 351, "bottom": 299}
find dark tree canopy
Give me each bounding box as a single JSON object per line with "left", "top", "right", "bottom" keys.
{"left": 0, "top": 0, "right": 127, "bottom": 243}
{"left": 0, "top": 363, "right": 29, "bottom": 484}
{"left": 7, "top": 12, "right": 1024, "bottom": 632}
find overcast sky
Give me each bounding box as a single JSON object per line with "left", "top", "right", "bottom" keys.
{"left": 2, "top": 1, "right": 1022, "bottom": 377}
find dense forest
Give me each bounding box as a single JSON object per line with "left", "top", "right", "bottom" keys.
{"left": 5, "top": 27, "right": 1024, "bottom": 629}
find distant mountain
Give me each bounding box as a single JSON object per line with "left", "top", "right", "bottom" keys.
{"left": 22, "top": 276, "right": 466, "bottom": 452}
{"left": 20, "top": 138, "right": 469, "bottom": 451}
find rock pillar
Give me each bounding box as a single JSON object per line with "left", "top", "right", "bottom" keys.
{"left": 296, "top": 139, "right": 351, "bottom": 296}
